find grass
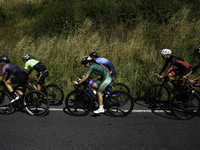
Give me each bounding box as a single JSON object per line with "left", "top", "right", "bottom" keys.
{"left": 0, "top": 3, "right": 200, "bottom": 99}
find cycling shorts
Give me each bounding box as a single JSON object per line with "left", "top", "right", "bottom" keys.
{"left": 95, "top": 75, "right": 112, "bottom": 92}
{"left": 36, "top": 70, "right": 49, "bottom": 84}
{"left": 170, "top": 67, "right": 191, "bottom": 78}
{"left": 10, "top": 72, "right": 29, "bottom": 86}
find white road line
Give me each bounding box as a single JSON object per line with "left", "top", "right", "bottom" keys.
{"left": 49, "top": 108, "right": 169, "bottom": 113}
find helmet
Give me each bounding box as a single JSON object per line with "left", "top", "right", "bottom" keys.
{"left": 22, "top": 54, "right": 31, "bottom": 61}
{"left": 89, "top": 52, "right": 98, "bottom": 58}
{"left": 160, "top": 49, "right": 172, "bottom": 56}
{"left": 81, "top": 56, "right": 92, "bottom": 65}
{"left": 0, "top": 56, "right": 10, "bottom": 63}
{"left": 195, "top": 46, "right": 200, "bottom": 53}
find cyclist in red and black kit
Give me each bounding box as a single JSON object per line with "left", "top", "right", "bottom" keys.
{"left": 155, "top": 49, "right": 191, "bottom": 91}
{"left": 0, "top": 56, "right": 29, "bottom": 103}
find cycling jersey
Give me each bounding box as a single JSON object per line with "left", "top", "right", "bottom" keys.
{"left": 95, "top": 57, "right": 116, "bottom": 76}
{"left": 1, "top": 63, "right": 28, "bottom": 85}
{"left": 159, "top": 55, "right": 190, "bottom": 77}
{"left": 24, "top": 59, "right": 47, "bottom": 72}
{"left": 86, "top": 63, "right": 112, "bottom": 92}
{"left": 24, "top": 59, "right": 48, "bottom": 84}
{"left": 1, "top": 63, "right": 24, "bottom": 77}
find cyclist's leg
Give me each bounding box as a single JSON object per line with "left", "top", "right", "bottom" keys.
{"left": 36, "top": 71, "right": 48, "bottom": 91}
{"left": 6, "top": 73, "right": 27, "bottom": 102}
{"left": 168, "top": 70, "right": 183, "bottom": 91}
{"left": 93, "top": 76, "right": 112, "bottom": 114}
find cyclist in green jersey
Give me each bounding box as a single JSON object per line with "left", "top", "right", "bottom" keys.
{"left": 73, "top": 56, "right": 112, "bottom": 114}
{"left": 22, "top": 54, "right": 48, "bottom": 91}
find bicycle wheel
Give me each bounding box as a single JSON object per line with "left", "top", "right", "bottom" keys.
{"left": 105, "top": 90, "right": 134, "bottom": 117}
{"left": 170, "top": 91, "right": 200, "bottom": 120}
{"left": 23, "top": 90, "right": 49, "bottom": 117}
{"left": 145, "top": 84, "right": 170, "bottom": 107}
{"left": 0, "top": 90, "right": 13, "bottom": 115}
{"left": 111, "top": 83, "right": 131, "bottom": 93}
{"left": 65, "top": 89, "right": 93, "bottom": 116}
{"left": 43, "top": 84, "right": 64, "bottom": 105}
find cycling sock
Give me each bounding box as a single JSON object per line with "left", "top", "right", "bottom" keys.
{"left": 99, "top": 105, "right": 104, "bottom": 109}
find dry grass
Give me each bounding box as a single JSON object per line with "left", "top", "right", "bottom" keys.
{"left": 1, "top": 6, "right": 200, "bottom": 98}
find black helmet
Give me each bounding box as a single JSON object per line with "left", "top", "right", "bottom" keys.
{"left": 81, "top": 56, "right": 92, "bottom": 65}
{"left": 89, "top": 52, "right": 98, "bottom": 58}
{"left": 0, "top": 56, "right": 10, "bottom": 63}
{"left": 22, "top": 54, "right": 31, "bottom": 61}
{"left": 195, "top": 46, "right": 200, "bottom": 53}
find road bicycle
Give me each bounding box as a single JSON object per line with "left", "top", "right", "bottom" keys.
{"left": 0, "top": 80, "right": 49, "bottom": 117}
{"left": 65, "top": 79, "right": 134, "bottom": 117}
{"left": 145, "top": 76, "right": 179, "bottom": 107}
{"left": 26, "top": 80, "right": 64, "bottom": 106}
{"left": 170, "top": 79, "right": 200, "bottom": 120}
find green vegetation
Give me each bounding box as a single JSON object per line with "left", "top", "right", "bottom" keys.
{"left": 0, "top": 0, "right": 200, "bottom": 99}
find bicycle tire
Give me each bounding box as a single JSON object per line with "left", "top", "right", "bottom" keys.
{"left": 170, "top": 91, "right": 200, "bottom": 120}
{"left": 105, "top": 90, "right": 134, "bottom": 117}
{"left": 111, "top": 83, "right": 131, "bottom": 93}
{"left": 65, "top": 89, "right": 93, "bottom": 116}
{"left": 23, "top": 90, "right": 49, "bottom": 117}
{"left": 0, "top": 90, "right": 13, "bottom": 115}
{"left": 44, "top": 84, "right": 64, "bottom": 105}
{"left": 145, "top": 84, "right": 170, "bottom": 107}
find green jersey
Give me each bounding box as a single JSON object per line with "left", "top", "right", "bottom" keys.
{"left": 24, "top": 59, "right": 39, "bottom": 70}
{"left": 86, "top": 63, "right": 110, "bottom": 77}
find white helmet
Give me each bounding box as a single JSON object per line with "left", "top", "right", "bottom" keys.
{"left": 160, "top": 49, "right": 171, "bottom": 56}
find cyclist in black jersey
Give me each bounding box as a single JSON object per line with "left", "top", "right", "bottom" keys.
{"left": 0, "top": 56, "right": 29, "bottom": 103}
{"left": 155, "top": 49, "right": 191, "bottom": 91}
{"left": 183, "top": 45, "right": 200, "bottom": 83}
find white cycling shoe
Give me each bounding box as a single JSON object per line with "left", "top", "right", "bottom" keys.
{"left": 10, "top": 96, "right": 19, "bottom": 103}
{"left": 93, "top": 108, "right": 105, "bottom": 114}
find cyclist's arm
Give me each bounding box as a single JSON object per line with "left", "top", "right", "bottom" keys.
{"left": 74, "top": 75, "right": 89, "bottom": 85}
{"left": 159, "top": 61, "right": 168, "bottom": 75}
{"left": 191, "top": 75, "right": 200, "bottom": 82}
{"left": 78, "top": 75, "right": 89, "bottom": 84}
{"left": 157, "top": 66, "right": 173, "bottom": 78}
{"left": 24, "top": 68, "right": 33, "bottom": 75}
{"left": 183, "top": 65, "right": 200, "bottom": 79}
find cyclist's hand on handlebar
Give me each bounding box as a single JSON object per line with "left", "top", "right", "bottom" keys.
{"left": 154, "top": 74, "right": 163, "bottom": 79}
{"left": 77, "top": 78, "right": 81, "bottom": 82}
{"left": 73, "top": 81, "right": 79, "bottom": 85}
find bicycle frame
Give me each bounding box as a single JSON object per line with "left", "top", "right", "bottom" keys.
{"left": 157, "top": 77, "right": 179, "bottom": 94}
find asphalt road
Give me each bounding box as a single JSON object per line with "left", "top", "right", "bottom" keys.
{"left": 0, "top": 100, "right": 200, "bottom": 150}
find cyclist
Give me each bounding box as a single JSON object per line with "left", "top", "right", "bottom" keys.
{"left": 89, "top": 52, "right": 116, "bottom": 76}
{"left": 183, "top": 45, "right": 200, "bottom": 83}
{"left": 22, "top": 54, "right": 48, "bottom": 91}
{"left": 0, "top": 56, "right": 28, "bottom": 103}
{"left": 73, "top": 56, "right": 112, "bottom": 114}
{"left": 155, "top": 49, "right": 191, "bottom": 91}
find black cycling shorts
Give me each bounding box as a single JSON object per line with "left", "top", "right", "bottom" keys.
{"left": 10, "top": 72, "right": 29, "bottom": 86}
{"left": 36, "top": 70, "right": 49, "bottom": 84}
{"left": 170, "top": 67, "right": 191, "bottom": 78}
